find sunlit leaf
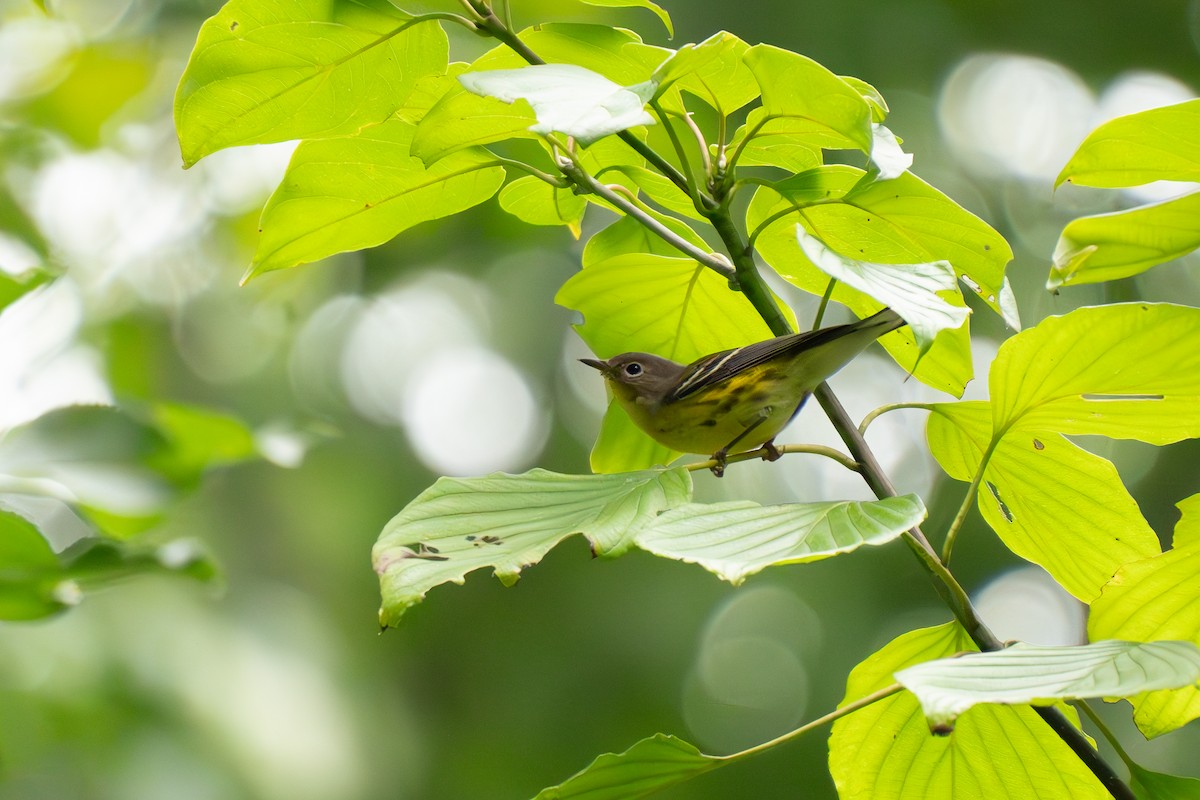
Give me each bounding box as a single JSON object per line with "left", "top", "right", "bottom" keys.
{"left": 796, "top": 226, "right": 968, "bottom": 355}
{"left": 252, "top": 119, "right": 505, "bottom": 276}
{"left": 895, "top": 640, "right": 1200, "bottom": 730}
{"left": 458, "top": 64, "right": 656, "bottom": 145}
{"left": 651, "top": 31, "right": 757, "bottom": 113}
{"left": 829, "top": 622, "right": 1107, "bottom": 800}
{"left": 1056, "top": 99, "right": 1200, "bottom": 188}
{"left": 411, "top": 86, "right": 539, "bottom": 164}
{"left": 991, "top": 303, "right": 1200, "bottom": 444}
{"left": 372, "top": 468, "right": 692, "bottom": 626}
{"left": 175, "top": 0, "right": 447, "bottom": 166}
{"left": 842, "top": 75, "right": 889, "bottom": 122}
{"left": 609, "top": 164, "right": 704, "bottom": 220}
{"left": 573, "top": 0, "right": 674, "bottom": 38}
{"left": 533, "top": 734, "right": 717, "bottom": 800}
{"left": 1174, "top": 493, "right": 1200, "bottom": 550}
{"left": 1089, "top": 502, "right": 1200, "bottom": 738}
{"left": 1049, "top": 190, "right": 1200, "bottom": 289}
{"left": 146, "top": 403, "right": 257, "bottom": 485}
{"left": 635, "top": 494, "right": 924, "bottom": 584}
{"left": 581, "top": 208, "right": 708, "bottom": 266}
{"left": 498, "top": 175, "right": 586, "bottom": 234}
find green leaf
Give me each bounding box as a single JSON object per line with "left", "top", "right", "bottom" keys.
{"left": 991, "top": 303, "right": 1200, "bottom": 444}
{"left": 927, "top": 402, "right": 1159, "bottom": 600}
{"left": 1056, "top": 99, "right": 1200, "bottom": 188}
{"left": 609, "top": 164, "right": 705, "bottom": 220}
{"left": 829, "top": 622, "right": 1108, "bottom": 800}
{"left": 372, "top": 468, "right": 692, "bottom": 626}
{"left": 651, "top": 32, "right": 757, "bottom": 114}
{"left": 635, "top": 494, "right": 925, "bottom": 584}
{"left": 411, "top": 86, "right": 539, "bottom": 164}
{"left": 0, "top": 506, "right": 217, "bottom": 621}
{"left": 174, "top": 0, "right": 447, "bottom": 166}
{"left": 1130, "top": 763, "right": 1200, "bottom": 800}
{"left": 581, "top": 210, "right": 707, "bottom": 266}
{"left": 458, "top": 64, "right": 656, "bottom": 145}
{"left": 559, "top": 253, "right": 771, "bottom": 363}
{"left": 0, "top": 507, "right": 68, "bottom": 620}
{"left": 590, "top": 404, "right": 680, "bottom": 474}
{"left": 795, "top": 226, "right": 968, "bottom": 355}
{"left": 252, "top": 119, "right": 505, "bottom": 276}
{"left": 841, "top": 75, "right": 889, "bottom": 122}
{"left": 895, "top": 640, "right": 1200, "bottom": 730}
{"left": 146, "top": 402, "right": 257, "bottom": 485}
{"left": 1049, "top": 190, "right": 1200, "bottom": 289}
{"left": 748, "top": 176, "right": 976, "bottom": 396}
{"left": 743, "top": 44, "right": 873, "bottom": 154}
{"left": 556, "top": 253, "right": 778, "bottom": 472}
{"left": 1089, "top": 511, "right": 1200, "bottom": 738}
{"left": 574, "top": 0, "right": 674, "bottom": 38}
{"left": 0, "top": 268, "right": 50, "bottom": 315}
{"left": 498, "top": 176, "right": 587, "bottom": 234}
{"left": 532, "top": 733, "right": 718, "bottom": 800}
{"left": 1174, "top": 493, "right": 1200, "bottom": 549}
{"left": 725, "top": 108, "right": 826, "bottom": 172}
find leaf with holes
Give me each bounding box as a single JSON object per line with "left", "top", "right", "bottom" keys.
{"left": 372, "top": 468, "right": 692, "bottom": 626}
{"left": 926, "top": 401, "right": 1159, "bottom": 600}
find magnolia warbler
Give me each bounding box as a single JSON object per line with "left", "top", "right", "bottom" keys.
{"left": 581, "top": 308, "right": 904, "bottom": 475}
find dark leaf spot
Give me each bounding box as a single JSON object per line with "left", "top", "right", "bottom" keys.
{"left": 230, "top": 20, "right": 239, "bottom": 31}
{"left": 1033, "top": 438, "right": 1044, "bottom": 450}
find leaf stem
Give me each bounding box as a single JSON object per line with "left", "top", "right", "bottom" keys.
{"left": 858, "top": 402, "right": 933, "bottom": 436}
{"left": 940, "top": 440, "right": 997, "bottom": 565}
{"left": 720, "top": 683, "right": 904, "bottom": 762}
{"left": 649, "top": 98, "right": 712, "bottom": 212}
{"left": 554, "top": 154, "right": 736, "bottom": 281}
{"left": 812, "top": 278, "right": 836, "bottom": 330}
{"left": 1078, "top": 700, "right": 1136, "bottom": 772}
{"left": 685, "top": 442, "right": 860, "bottom": 474}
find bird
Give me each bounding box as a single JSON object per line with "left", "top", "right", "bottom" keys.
{"left": 581, "top": 308, "right": 904, "bottom": 475}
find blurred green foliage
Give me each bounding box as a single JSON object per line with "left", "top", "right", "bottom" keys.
{"left": 1, "top": 1, "right": 1199, "bottom": 799}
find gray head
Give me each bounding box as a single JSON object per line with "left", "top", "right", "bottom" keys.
{"left": 580, "top": 352, "right": 686, "bottom": 403}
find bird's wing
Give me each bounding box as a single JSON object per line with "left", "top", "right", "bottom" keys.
{"left": 666, "top": 309, "right": 903, "bottom": 402}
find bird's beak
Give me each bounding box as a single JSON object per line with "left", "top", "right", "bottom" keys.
{"left": 579, "top": 358, "right": 608, "bottom": 374}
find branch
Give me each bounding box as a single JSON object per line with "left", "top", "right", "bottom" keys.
{"left": 555, "top": 154, "right": 736, "bottom": 281}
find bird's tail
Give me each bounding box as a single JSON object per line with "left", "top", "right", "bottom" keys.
{"left": 856, "top": 307, "right": 906, "bottom": 336}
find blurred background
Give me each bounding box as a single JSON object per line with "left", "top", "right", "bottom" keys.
{"left": 2, "top": 0, "right": 1199, "bottom": 797}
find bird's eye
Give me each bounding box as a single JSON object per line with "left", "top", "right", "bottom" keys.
{"left": 624, "top": 362, "right": 643, "bottom": 377}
